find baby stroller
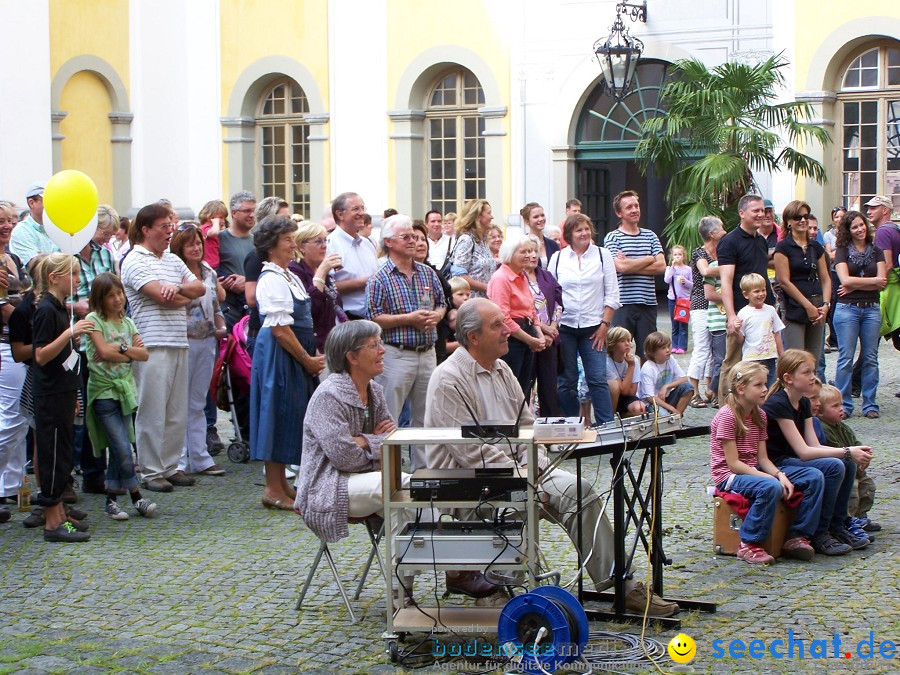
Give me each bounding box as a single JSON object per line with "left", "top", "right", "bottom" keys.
{"left": 210, "top": 315, "right": 253, "bottom": 463}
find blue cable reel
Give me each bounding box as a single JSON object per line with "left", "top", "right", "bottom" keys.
{"left": 497, "top": 585, "right": 589, "bottom": 674}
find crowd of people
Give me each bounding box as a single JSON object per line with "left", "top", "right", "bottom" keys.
{"left": 0, "top": 183, "right": 891, "bottom": 610}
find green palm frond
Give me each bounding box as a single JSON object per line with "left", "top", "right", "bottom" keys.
{"left": 637, "top": 52, "right": 829, "bottom": 249}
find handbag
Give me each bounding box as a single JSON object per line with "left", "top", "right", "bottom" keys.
{"left": 673, "top": 297, "right": 691, "bottom": 324}
{"left": 670, "top": 279, "right": 690, "bottom": 323}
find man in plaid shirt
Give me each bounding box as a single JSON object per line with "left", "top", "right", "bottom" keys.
{"left": 366, "top": 214, "right": 446, "bottom": 470}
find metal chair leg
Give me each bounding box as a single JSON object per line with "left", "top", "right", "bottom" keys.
{"left": 295, "top": 540, "right": 326, "bottom": 610}
{"left": 353, "top": 520, "right": 385, "bottom": 600}
{"left": 322, "top": 542, "right": 357, "bottom": 623}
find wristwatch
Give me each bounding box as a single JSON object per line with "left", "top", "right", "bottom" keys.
{"left": 119, "top": 343, "right": 129, "bottom": 354}
{"left": 843, "top": 447, "right": 851, "bottom": 461}
{"left": 599, "top": 319, "right": 610, "bottom": 328}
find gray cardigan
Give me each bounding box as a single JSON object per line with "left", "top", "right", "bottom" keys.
{"left": 297, "top": 373, "right": 392, "bottom": 542}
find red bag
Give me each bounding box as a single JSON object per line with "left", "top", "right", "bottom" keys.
{"left": 673, "top": 297, "right": 691, "bottom": 324}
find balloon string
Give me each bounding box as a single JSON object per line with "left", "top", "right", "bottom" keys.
{"left": 69, "top": 235, "right": 75, "bottom": 329}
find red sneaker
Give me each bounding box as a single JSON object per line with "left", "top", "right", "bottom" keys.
{"left": 782, "top": 536, "right": 815, "bottom": 561}
{"left": 737, "top": 542, "right": 775, "bottom": 565}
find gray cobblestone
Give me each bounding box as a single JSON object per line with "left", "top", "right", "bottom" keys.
{"left": 0, "top": 310, "right": 896, "bottom": 673}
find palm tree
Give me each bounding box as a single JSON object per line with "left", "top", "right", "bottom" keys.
{"left": 636, "top": 54, "right": 830, "bottom": 250}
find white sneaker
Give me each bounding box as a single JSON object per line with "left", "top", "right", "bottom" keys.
{"left": 134, "top": 498, "right": 157, "bottom": 518}
{"left": 105, "top": 501, "right": 129, "bottom": 521}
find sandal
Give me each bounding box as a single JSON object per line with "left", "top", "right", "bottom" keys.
{"left": 709, "top": 396, "right": 719, "bottom": 408}
{"left": 689, "top": 395, "right": 708, "bottom": 408}
{"left": 261, "top": 495, "right": 294, "bottom": 511}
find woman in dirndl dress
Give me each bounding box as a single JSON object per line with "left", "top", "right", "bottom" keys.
{"left": 249, "top": 215, "right": 325, "bottom": 510}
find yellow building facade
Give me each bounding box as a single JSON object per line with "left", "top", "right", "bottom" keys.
{"left": 6, "top": 0, "right": 815, "bottom": 234}
{"left": 793, "top": 0, "right": 900, "bottom": 218}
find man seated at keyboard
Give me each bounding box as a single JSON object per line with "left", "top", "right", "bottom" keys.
{"left": 424, "top": 298, "right": 679, "bottom": 617}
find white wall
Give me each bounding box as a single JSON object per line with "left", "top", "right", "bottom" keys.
{"left": 518, "top": 0, "right": 776, "bottom": 218}
{"left": 329, "top": 0, "right": 389, "bottom": 212}
{"left": 0, "top": 0, "right": 53, "bottom": 204}
{"left": 130, "top": 0, "right": 222, "bottom": 216}
{"left": 184, "top": 0, "right": 223, "bottom": 214}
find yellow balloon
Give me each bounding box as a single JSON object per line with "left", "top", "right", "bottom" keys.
{"left": 43, "top": 170, "right": 99, "bottom": 235}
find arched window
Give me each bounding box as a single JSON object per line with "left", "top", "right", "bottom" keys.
{"left": 425, "top": 68, "right": 485, "bottom": 214}
{"left": 576, "top": 60, "right": 670, "bottom": 145}
{"left": 838, "top": 43, "right": 900, "bottom": 212}
{"left": 573, "top": 60, "right": 670, "bottom": 235}
{"left": 257, "top": 79, "right": 310, "bottom": 217}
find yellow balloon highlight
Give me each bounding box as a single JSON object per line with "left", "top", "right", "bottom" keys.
{"left": 668, "top": 633, "right": 697, "bottom": 664}
{"left": 43, "top": 170, "right": 99, "bottom": 235}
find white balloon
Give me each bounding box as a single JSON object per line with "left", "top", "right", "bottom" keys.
{"left": 44, "top": 212, "right": 98, "bottom": 255}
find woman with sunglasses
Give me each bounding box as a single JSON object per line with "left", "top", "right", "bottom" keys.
{"left": 170, "top": 223, "right": 228, "bottom": 476}
{"left": 774, "top": 201, "right": 831, "bottom": 357}
{"left": 832, "top": 211, "right": 887, "bottom": 418}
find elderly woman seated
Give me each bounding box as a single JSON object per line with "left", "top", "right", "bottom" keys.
{"left": 295, "top": 319, "right": 492, "bottom": 601}
{"left": 295, "top": 319, "right": 396, "bottom": 540}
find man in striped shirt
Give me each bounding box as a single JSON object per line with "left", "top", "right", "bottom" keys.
{"left": 121, "top": 203, "right": 206, "bottom": 493}
{"left": 603, "top": 190, "right": 665, "bottom": 358}
{"left": 366, "top": 214, "right": 446, "bottom": 470}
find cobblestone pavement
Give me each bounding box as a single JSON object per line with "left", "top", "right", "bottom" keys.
{"left": 1, "top": 316, "right": 897, "bottom": 674}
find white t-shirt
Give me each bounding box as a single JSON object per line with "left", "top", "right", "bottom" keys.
{"left": 548, "top": 244, "right": 620, "bottom": 328}
{"left": 257, "top": 262, "right": 309, "bottom": 328}
{"left": 639, "top": 356, "right": 685, "bottom": 400}
{"left": 606, "top": 354, "right": 642, "bottom": 383}
{"left": 427, "top": 234, "right": 452, "bottom": 268}
{"left": 737, "top": 303, "right": 784, "bottom": 360}
{"left": 326, "top": 226, "right": 379, "bottom": 315}
{"left": 121, "top": 245, "right": 196, "bottom": 348}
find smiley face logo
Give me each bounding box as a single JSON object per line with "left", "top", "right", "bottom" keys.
{"left": 668, "top": 633, "right": 696, "bottom": 664}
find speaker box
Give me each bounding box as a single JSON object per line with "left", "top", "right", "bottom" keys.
{"left": 712, "top": 496, "right": 795, "bottom": 557}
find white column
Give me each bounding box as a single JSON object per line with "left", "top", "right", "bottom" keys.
{"left": 184, "top": 0, "right": 223, "bottom": 212}
{"left": 329, "top": 0, "right": 388, "bottom": 210}
{"left": 130, "top": 0, "right": 221, "bottom": 217}
{"left": 0, "top": 0, "right": 52, "bottom": 198}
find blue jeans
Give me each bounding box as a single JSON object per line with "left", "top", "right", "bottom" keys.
{"left": 669, "top": 299, "right": 688, "bottom": 351}
{"left": 758, "top": 357, "right": 777, "bottom": 389}
{"left": 93, "top": 397, "right": 139, "bottom": 492}
{"left": 559, "top": 324, "right": 613, "bottom": 424}
{"left": 778, "top": 456, "right": 852, "bottom": 534}
{"left": 832, "top": 303, "right": 881, "bottom": 415}
{"left": 720, "top": 474, "right": 786, "bottom": 544}
{"left": 772, "top": 463, "right": 825, "bottom": 538}
{"left": 708, "top": 331, "right": 726, "bottom": 394}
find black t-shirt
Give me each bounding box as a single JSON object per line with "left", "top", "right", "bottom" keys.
{"left": 32, "top": 293, "right": 81, "bottom": 396}
{"left": 717, "top": 225, "right": 774, "bottom": 313}
{"left": 761, "top": 389, "right": 810, "bottom": 464}
{"left": 8, "top": 290, "right": 37, "bottom": 366}
{"left": 833, "top": 244, "right": 884, "bottom": 303}
{"left": 244, "top": 249, "right": 264, "bottom": 333}
{"left": 775, "top": 237, "right": 826, "bottom": 321}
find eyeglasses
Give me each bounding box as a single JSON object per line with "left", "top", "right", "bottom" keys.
{"left": 391, "top": 234, "right": 415, "bottom": 241}
{"left": 233, "top": 208, "right": 255, "bottom": 215}
{"left": 355, "top": 339, "right": 384, "bottom": 351}
{"left": 176, "top": 223, "right": 199, "bottom": 232}
{"left": 303, "top": 238, "right": 327, "bottom": 246}
{"left": 793, "top": 214, "right": 811, "bottom": 221}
